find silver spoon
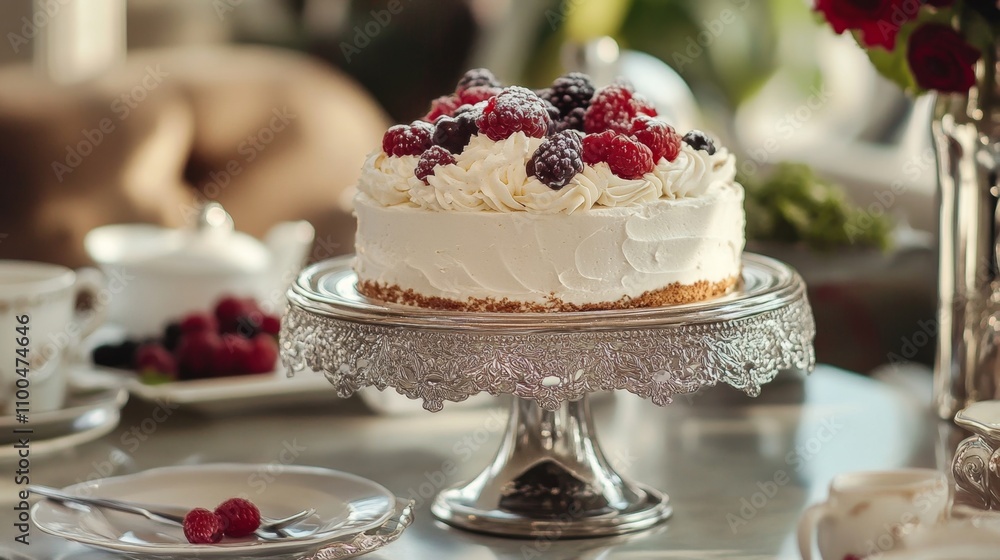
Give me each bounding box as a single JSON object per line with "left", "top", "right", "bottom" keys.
{"left": 29, "top": 485, "right": 315, "bottom": 539}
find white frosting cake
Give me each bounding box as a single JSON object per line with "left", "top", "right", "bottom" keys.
{"left": 352, "top": 72, "right": 745, "bottom": 311}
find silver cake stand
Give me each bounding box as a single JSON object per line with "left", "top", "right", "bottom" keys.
{"left": 280, "top": 253, "right": 815, "bottom": 538}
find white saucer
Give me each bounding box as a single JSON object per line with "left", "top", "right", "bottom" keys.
{"left": 31, "top": 463, "right": 397, "bottom": 559}
{"left": 88, "top": 325, "right": 337, "bottom": 415}
{"left": 116, "top": 363, "right": 338, "bottom": 415}
{"left": 0, "top": 369, "right": 127, "bottom": 462}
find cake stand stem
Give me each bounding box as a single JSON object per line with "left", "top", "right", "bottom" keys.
{"left": 431, "top": 395, "right": 672, "bottom": 538}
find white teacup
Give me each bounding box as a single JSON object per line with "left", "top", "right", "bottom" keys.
{"left": 798, "top": 469, "right": 950, "bottom": 560}
{"left": 0, "top": 260, "right": 107, "bottom": 414}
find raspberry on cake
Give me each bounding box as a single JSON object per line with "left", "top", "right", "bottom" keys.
{"left": 355, "top": 71, "right": 745, "bottom": 312}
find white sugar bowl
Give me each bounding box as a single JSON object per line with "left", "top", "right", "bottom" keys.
{"left": 84, "top": 204, "right": 314, "bottom": 336}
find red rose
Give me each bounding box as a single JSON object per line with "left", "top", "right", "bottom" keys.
{"left": 814, "top": 0, "right": 921, "bottom": 49}
{"left": 907, "top": 24, "right": 981, "bottom": 92}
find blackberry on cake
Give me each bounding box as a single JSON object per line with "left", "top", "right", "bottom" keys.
{"left": 544, "top": 72, "right": 595, "bottom": 116}
{"left": 433, "top": 113, "right": 479, "bottom": 154}
{"left": 456, "top": 68, "right": 501, "bottom": 95}
{"left": 527, "top": 130, "right": 584, "bottom": 189}
{"left": 682, "top": 130, "right": 718, "bottom": 155}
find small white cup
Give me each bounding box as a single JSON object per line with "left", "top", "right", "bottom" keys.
{"left": 0, "top": 260, "right": 107, "bottom": 414}
{"left": 798, "top": 468, "right": 950, "bottom": 560}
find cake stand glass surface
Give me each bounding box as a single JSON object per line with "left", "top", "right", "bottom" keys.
{"left": 280, "top": 253, "right": 815, "bottom": 538}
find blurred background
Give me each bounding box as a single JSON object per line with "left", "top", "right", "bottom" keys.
{"left": 0, "top": 0, "right": 938, "bottom": 375}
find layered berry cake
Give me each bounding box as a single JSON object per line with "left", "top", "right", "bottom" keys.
{"left": 354, "top": 69, "right": 744, "bottom": 312}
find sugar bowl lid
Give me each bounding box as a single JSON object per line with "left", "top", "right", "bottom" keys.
{"left": 84, "top": 203, "right": 270, "bottom": 274}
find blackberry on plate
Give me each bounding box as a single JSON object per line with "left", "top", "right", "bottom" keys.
{"left": 433, "top": 112, "right": 479, "bottom": 154}
{"left": 456, "top": 68, "right": 501, "bottom": 94}
{"left": 682, "top": 130, "right": 717, "bottom": 155}
{"left": 527, "top": 130, "right": 584, "bottom": 189}
{"left": 163, "top": 322, "right": 183, "bottom": 351}
{"left": 92, "top": 341, "right": 136, "bottom": 369}
{"left": 545, "top": 72, "right": 595, "bottom": 116}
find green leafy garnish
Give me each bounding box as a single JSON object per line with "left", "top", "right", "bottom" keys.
{"left": 139, "top": 370, "right": 175, "bottom": 385}
{"left": 742, "top": 163, "right": 893, "bottom": 252}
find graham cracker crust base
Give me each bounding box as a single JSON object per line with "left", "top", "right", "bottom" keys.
{"left": 357, "top": 276, "right": 739, "bottom": 313}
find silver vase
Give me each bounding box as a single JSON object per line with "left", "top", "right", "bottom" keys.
{"left": 933, "top": 45, "right": 1000, "bottom": 420}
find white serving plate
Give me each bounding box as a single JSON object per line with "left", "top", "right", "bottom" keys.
{"left": 31, "top": 463, "right": 397, "bottom": 559}
{"left": 112, "top": 364, "right": 339, "bottom": 415}
{"left": 87, "top": 325, "right": 338, "bottom": 415}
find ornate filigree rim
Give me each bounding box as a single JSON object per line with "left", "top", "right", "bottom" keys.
{"left": 306, "top": 498, "right": 413, "bottom": 560}
{"left": 280, "top": 256, "right": 816, "bottom": 412}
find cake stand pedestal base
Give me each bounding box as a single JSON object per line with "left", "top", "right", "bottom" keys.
{"left": 431, "top": 395, "right": 672, "bottom": 538}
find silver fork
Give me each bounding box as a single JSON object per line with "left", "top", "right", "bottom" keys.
{"left": 29, "top": 485, "right": 316, "bottom": 540}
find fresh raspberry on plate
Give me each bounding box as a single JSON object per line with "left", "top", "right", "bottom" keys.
{"left": 527, "top": 130, "right": 583, "bottom": 189}
{"left": 605, "top": 134, "right": 654, "bottom": 179}
{"left": 260, "top": 315, "right": 281, "bottom": 336}
{"left": 381, "top": 121, "right": 434, "bottom": 157}
{"left": 176, "top": 331, "right": 222, "bottom": 379}
{"left": 455, "top": 68, "right": 501, "bottom": 95}
{"left": 214, "top": 296, "right": 265, "bottom": 334}
{"left": 214, "top": 498, "right": 261, "bottom": 538}
{"left": 476, "top": 86, "right": 552, "bottom": 141}
{"left": 242, "top": 334, "right": 279, "bottom": 374}
{"left": 183, "top": 508, "right": 225, "bottom": 544}
{"left": 212, "top": 334, "right": 252, "bottom": 375}
{"left": 179, "top": 313, "right": 217, "bottom": 334}
{"left": 415, "top": 146, "right": 456, "bottom": 183}
{"left": 214, "top": 296, "right": 250, "bottom": 333}
{"left": 135, "top": 343, "right": 177, "bottom": 375}
{"left": 581, "top": 130, "right": 616, "bottom": 165}
{"left": 234, "top": 315, "right": 262, "bottom": 339}
{"left": 630, "top": 116, "right": 681, "bottom": 162}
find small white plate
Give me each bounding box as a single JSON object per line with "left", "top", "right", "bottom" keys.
{"left": 31, "top": 463, "right": 397, "bottom": 559}
{"left": 115, "top": 363, "right": 338, "bottom": 415}
{"left": 0, "top": 368, "right": 127, "bottom": 462}
{"left": 88, "top": 325, "right": 338, "bottom": 415}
